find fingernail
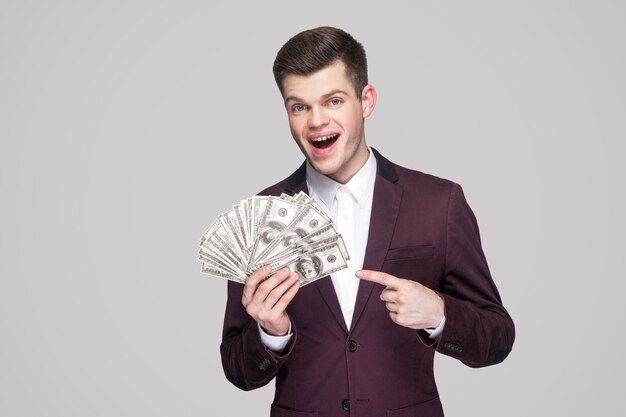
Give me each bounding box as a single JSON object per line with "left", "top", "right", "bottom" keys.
{"left": 355, "top": 270, "right": 363, "bottom": 278}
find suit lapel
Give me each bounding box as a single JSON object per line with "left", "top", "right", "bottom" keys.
{"left": 283, "top": 150, "right": 403, "bottom": 334}
{"left": 350, "top": 149, "right": 403, "bottom": 332}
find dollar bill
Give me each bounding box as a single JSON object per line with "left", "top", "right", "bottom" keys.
{"left": 198, "top": 192, "right": 349, "bottom": 285}
{"left": 266, "top": 240, "right": 348, "bottom": 286}
{"left": 250, "top": 196, "right": 269, "bottom": 241}
{"left": 200, "top": 218, "right": 247, "bottom": 273}
{"left": 255, "top": 203, "right": 331, "bottom": 262}
{"left": 248, "top": 196, "right": 305, "bottom": 265}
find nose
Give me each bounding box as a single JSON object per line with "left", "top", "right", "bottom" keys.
{"left": 307, "top": 106, "right": 329, "bottom": 128}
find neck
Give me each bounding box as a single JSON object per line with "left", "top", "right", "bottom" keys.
{"left": 327, "top": 145, "right": 370, "bottom": 184}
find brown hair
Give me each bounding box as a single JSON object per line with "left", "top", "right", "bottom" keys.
{"left": 272, "top": 26, "right": 368, "bottom": 98}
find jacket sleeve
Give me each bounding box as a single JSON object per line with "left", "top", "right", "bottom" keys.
{"left": 418, "top": 183, "right": 515, "bottom": 367}
{"left": 220, "top": 280, "right": 297, "bottom": 390}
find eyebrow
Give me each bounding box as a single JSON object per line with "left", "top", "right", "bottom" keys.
{"left": 284, "top": 89, "right": 350, "bottom": 106}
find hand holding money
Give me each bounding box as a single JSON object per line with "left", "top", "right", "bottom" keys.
{"left": 242, "top": 265, "right": 300, "bottom": 336}
{"left": 198, "top": 192, "right": 350, "bottom": 286}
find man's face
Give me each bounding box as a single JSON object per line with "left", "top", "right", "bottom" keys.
{"left": 282, "top": 60, "right": 376, "bottom": 184}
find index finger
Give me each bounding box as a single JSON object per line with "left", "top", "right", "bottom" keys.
{"left": 356, "top": 270, "right": 401, "bottom": 288}
{"left": 246, "top": 265, "right": 272, "bottom": 286}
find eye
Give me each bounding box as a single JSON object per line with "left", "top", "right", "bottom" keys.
{"left": 328, "top": 98, "right": 342, "bottom": 106}
{"left": 292, "top": 104, "right": 307, "bottom": 113}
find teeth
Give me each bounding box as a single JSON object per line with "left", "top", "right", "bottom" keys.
{"left": 312, "top": 135, "right": 336, "bottom": 142}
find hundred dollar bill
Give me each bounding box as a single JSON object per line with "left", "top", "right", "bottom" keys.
{"left": 233, "top": 203, "right": 249, "bottom": 249}
{"left": 254, "top": 230, "right": 349, "bottom": 272}
{"left": 199, "top": 244, "right": 245, "bottom": 277}
{"left": 198, "top": 192, "right": 351, "bottom": 284}
{"left": 241, "top": 199, "right": 252, "bottom": 247}
{"left": 220, "top": 211, "right": 248, "bottom": 260}
{"left": 255, "top": 202, "right": 329, "bottom": 258}
{"left": 199, "top": 211, "right": 247, "bottom": 254}
{"left": 265, "top": 240, "right": 348, "bottom": 286}
{"left": 245, "top": 197, "right": 253, "bottom": 243}
{"left": 200, "top": 246, "right": 246, "bottom": 279}
{"left": 293, "top": 191, "right": 331, "bottom": 222}
{"left": 248, "top": 196, "right": 304, "bottom": 265}
{"left": 201, "top": 219, "right": 247, "bottom": 273}
{"left": 199, "top": 251, "right": 243, "bottom": 280}
{"left": 264, "top": 223, "right": 349, "bottom": 264}
{"left": 279, "top": 193, "right": 297, "bottom": 203}
{"left": 199, "top": 216, "right": 220, "bottom": 246}
{"left": 250, "top": 196, "right": 269, "bottom": 241}
{"left": 200, "top": 261, "right": 244, "bottom": 283}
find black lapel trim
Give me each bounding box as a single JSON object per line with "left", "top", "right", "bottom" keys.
{"left": 371, "top": 147, "right": 399, "bottom": 183}
{"left": 284, "top": 162, "right": 307, "bottom": 193}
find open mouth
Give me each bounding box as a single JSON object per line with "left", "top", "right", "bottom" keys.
{"left": 311, "top": 134, "right": 339, "bottom": 149}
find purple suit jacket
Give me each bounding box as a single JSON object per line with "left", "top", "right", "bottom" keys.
{"left": 221, "top": 149, "right": 515, "bottom": 417}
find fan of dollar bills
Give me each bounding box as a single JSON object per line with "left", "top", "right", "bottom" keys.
{"left": 198, "top": 192, "right": 350, "bottom": 286}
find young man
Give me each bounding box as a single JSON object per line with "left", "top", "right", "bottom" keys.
{"left": 221, "top": 26, "right": 515, "bottom": 417}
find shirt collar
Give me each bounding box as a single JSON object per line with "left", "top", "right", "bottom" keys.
{"left": 306, "top": 146, "right": 377, "bottom": 209}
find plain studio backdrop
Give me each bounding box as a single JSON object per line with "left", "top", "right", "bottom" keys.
{"left": 1, "top": 1, "right": 624, "bottom": 416}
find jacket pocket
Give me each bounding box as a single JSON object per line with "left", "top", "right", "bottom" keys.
{"left": 387, "top": 396, "right": 443, "bottom": 417}
{"left": 385, "top": 245, "right": 434, "bottom": 261}
{"left": 270, "top": 404, "right": 318, "bottom": 417}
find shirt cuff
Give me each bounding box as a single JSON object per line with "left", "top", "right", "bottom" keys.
{"left": 258, "top": 322, "right": 293, "bottom": 352}
{"left": 423, "top": 316, "right": 446, "bottom": 339}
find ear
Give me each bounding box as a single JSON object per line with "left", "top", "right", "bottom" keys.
{"left": 361, "top": 84, "right": 377, "bottom": 118}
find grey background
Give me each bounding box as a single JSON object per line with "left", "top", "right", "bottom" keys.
{"left": 1, "top": 0, "right": 624, "bottom": 416}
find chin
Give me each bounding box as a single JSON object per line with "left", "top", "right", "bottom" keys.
{"left": 309, "top": 159, "right": 340, "bottom": 177}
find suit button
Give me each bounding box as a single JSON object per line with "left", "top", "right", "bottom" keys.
{"left": 346, "top": 340, "right": 358, "bottom": 352}
{"left": 342, "top": 399, "right": 350, "bottom": 411}
{"left": 258, "top": 357, "right": 271, "bottom": 371}
{"left": 444, "top": 342, "right": 463, "bottom": 353}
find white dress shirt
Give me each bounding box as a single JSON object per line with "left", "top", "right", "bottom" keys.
{"left": 260, "top": 148, "right": 444, "bottom": 351}
{"left": 306, "top": 148, "right": 377, "bottom": 329}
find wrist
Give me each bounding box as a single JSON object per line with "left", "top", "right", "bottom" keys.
{"left": 260, "top": 317, "right": 291, "bottom": 336}
{"left": 429, "top": 291, "right": 445, "bottom": 328}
